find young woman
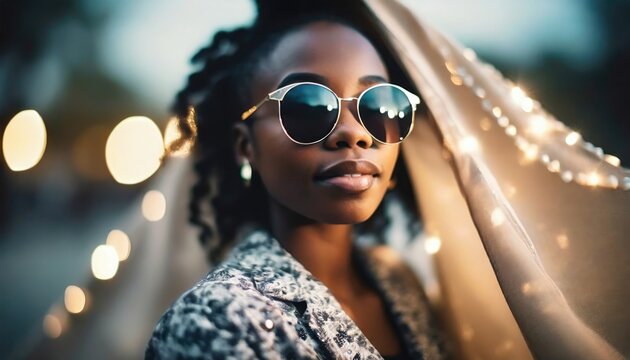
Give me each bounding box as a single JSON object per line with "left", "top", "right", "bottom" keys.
{"left": 146, "top": 1, "right": 442, "bottom": 358}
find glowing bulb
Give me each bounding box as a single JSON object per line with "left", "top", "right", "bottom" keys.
{"left": 511, "top": 86, "right": 526, "bottom": 103}
{"left": 379, "top": 106, "right": 387, "bottom": 114}
{"left": 529, "top": 115, "right": 550, "bottom": 136}
{"left": 106, "top": 229, "right": 131, "bottom": 261}
{"left": 587, "top": 172, "right": 600, "bottom": 187}
{"left": 524, "top": 144, "right": 539, "bottom": 161}
{"left": 424, "top": 236, "right": 442, "bottom": 255}
{"left": 64, "top": 285, "right": 86, "bottom": 314}
{"left": 604, "top": 155, "right": 621, "bottom": 167}
{"left": 521, "top": 97, "right": 534, "bottom": 112}
{"left": 561, "top": 171, "right": 573, "bottom": 183}
{"left": 463, "top": 48, "right": 477, "bottom": 61}
{"left": 491, "top": 208, "right": 505, "bottom": 227}
{"left": 492, "top": 107, "right": 502, "bottom": 118}
{"left": 541, "top": 154, "right": 551, "bottom": 164}
{"left": 91, "top": 245, "right": 119, "bottom": 280}
{"left": 398, "top": 111, "right": 405, "bottom": 119}
{"left": 105, "top": 116, "right": 164, "bottom": 184}
{"left": 445, "top": 61, "right": 457, "bottom": 74}
{"left": 450, "top": 75, "right": 463, "bottom": 86}
{"left": 547, "top": 160, "right": 560, "bottom": 173}
{"left": 497, "top": 116, "right": 509, "bottom": 128}
{"left": 505, "top": 125, "right": 517, "bottom": 137}
{"left": 43, "top": 314, "right": 63, "bottom": 338}
{"left": 474, "top": 87, "right": 486, "bottom": 99}
{"left": 458, "top": 136, "right": 480, "bottom": 154}
{"left": 326, "top": 104, "right": 334, "bottom": 111}
{"left": 142, "top": 190, "right": 166, "bottom": 222}
{"left": 387, "top": 110, "right": 396, "bottom": 119}
{"left": 2, "top": 109, "right": 47, "bottom": 171}
{"left": 565, "top": 131, "right": 581, "bottom": 146}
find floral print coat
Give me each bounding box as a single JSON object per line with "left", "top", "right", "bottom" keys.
{"left": 146, "top": 230, "right": 442, "bottom": 359}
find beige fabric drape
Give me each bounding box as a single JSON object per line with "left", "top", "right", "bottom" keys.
{"left": 367, "top": 1, "right": 629, "bottom": 359}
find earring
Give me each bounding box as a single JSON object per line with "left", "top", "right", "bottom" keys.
{"left": 240, "top": 159, "right": 252, "bottom": 187}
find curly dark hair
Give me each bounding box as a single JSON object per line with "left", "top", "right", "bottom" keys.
{"left": 172, "top": 0, "right": 423, "bottom": 264}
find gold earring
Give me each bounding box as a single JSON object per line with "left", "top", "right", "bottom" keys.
{"left": 240, "top": 159, "right": 252, "bottom": 187}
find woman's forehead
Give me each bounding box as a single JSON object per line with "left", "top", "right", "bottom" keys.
{"left": 254, "top": 21, "right": 388, "bottom": 91}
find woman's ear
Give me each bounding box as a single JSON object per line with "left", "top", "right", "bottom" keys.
{"left": 233, "top": 123, "right": 255, "bottom": 168}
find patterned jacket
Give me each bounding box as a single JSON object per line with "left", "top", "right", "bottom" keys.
{"left": 146, "top": 230, "right": 442, "bottom": 359}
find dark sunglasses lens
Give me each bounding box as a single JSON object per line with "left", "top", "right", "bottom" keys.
{"left": 280, "top": 84, "right": 339, "bottom": 143}
{"left": 359, "top": 86, "right": 413, "bottom": 143}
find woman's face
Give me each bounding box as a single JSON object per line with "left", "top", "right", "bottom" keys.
{"left": 243, "top": 21, "right": 399, "bottom": 224}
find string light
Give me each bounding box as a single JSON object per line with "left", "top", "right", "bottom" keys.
{"left": 64, "top": 285, "right": 87, "bottom": 314}
{"left": 106, "top": 229, "right": 131, "bottom": 261}
{"left": 91, "top": 245, "right": 119, "bottom": 280}
{"left": 521, "top": 98, "right": 534, "bottom": 112}
{"left": 440, "top": 47, "right": 629, "bottom": 191}
{"left": 2, "top": 109, "right": 47, "bottom": 171}
{"left": 491, "top": 208, "right": 506, "bottom": 227}
{"left": 565, "top": 131, "right": 581, "bottom": 146}
{"left": 458, "top": 136, "right": 480, "bottom": 154}
{"left": 142, "top": 190, "right": 167, "bottom": 222}
{"left": 604, "top": 155, "right": 621, "bottom": 167}
{"left": 528, "top": 115, "right": 551, "bottom": 136}
{"left": 424, "top": 236, "right": 442, "bottom": 255}
{"left": 105, "top": 116, "right": 164, "bottom": 185}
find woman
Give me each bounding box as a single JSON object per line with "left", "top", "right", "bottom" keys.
{"left": 146, "top": 1, "right": 442, "bottom": 358}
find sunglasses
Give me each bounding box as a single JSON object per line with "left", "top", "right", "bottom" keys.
{"left": 241, "top": 82, "right": 421, "bottom": 145}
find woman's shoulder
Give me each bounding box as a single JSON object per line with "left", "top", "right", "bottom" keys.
{"left": 145, "top": 262, "right": 274, "bottom": 359}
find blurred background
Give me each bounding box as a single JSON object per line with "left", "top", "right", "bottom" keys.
{"left": 0, "top": 0, "right": 628, "bottom": 358}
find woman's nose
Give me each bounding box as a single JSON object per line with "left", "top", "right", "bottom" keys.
{"left": 323, "top": 101, "right": 373, "bottom": 149}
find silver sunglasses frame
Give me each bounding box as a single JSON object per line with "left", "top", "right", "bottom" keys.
{"left": 241, "top": 81, "right": 421, "bottom": 145}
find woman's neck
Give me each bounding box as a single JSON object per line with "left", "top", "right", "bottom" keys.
{"left": 269, "top": 199, "right": 369, "bottom": 302}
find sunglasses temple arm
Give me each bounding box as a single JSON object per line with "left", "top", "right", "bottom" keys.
{"left": 406, "top": 91, "right": 421, "bottom": 110}
{"left": 241, "top": 96, "right": 271, "bottom": 121}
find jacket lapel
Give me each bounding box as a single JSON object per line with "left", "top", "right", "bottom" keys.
{"left": 230, "top": 230, "right": 438, "bottom": 359}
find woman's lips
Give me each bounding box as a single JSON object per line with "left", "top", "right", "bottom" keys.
{"left": 318, "top": 174, "right": 375, "bottom": 192}
{"left": 314, "top": 160, "right": 380, "bottom": 193}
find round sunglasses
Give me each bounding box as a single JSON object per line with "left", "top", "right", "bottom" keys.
{"left": 241, "top": 82, "right": 420, "bottom": 145}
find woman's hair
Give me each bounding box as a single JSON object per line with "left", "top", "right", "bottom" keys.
{"left": 172, "top": 0, "right": 422, "bottom": 264}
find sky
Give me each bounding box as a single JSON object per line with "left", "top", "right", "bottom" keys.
{"left": 97, "top": 0, "right": 604, "bottom": 109}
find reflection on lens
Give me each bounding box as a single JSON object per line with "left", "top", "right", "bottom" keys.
{"left": 281, "top": 84, "right": 338, "bottom": 144}
{"left": 359, "top": 85, "right": 413, "bottom": 143}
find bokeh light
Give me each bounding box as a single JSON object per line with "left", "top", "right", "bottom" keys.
{"left": 142, "top": 190, "right": 166, "bottom": 222}
{"left": 528, "top": 115, "right": 551, "bottom": 136}
{"left": 91, "top": 245, "right": 119, "bottom": 280}
{"left": 105, "top": 116, "right": 164, "bottom": 185}
{"left": 64, "top": 285, "right": 86, "bottom": 314}
{"left": 458, "top": 136, "right": 480, "bottom": 154}
{"left": 106, "top": 229, "right": 131, "bottom": 261}
{"left": 565, "top": 131, "right": 581, "bottom": 146}
{"left": 42, "top": 306, "right": 68, "bottom": 339}
{"left": 2, "top": 110, "right": 47, "bottom": 171}
{"left": 491, "top": 208, "right": 506, "bottom": 227}
{"left": 424, "top": 236, "right": 442, "bottom": 255}
{"left": 42, "top": 315, "right": 62, "bottom": 339}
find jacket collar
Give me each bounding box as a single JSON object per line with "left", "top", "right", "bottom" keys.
{"left": 226, "top": 230, "right": 440, "bottom": 359}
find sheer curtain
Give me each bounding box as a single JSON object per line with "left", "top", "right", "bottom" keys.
{"left": 367, "top": 0, "right": 629, "bottom": 358}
